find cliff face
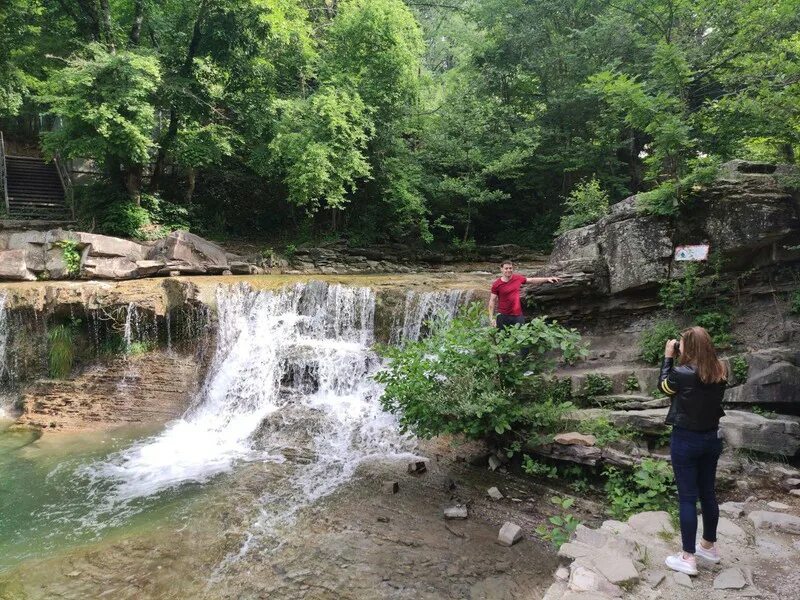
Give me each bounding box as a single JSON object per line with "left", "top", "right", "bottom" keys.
{"left": 527, "top": 160, "right": 800, "bottom": 318}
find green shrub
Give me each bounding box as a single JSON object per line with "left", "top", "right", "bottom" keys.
{"left": 604, "top": 459, "right": 676, "bottom": 520}
{"left": 729, "top": 355, "right": 749, "bottom": 384}
{"left": 659, "top": 263, "right": 700, "bottom": 310}
{"left": 127, "top": 341, "right": 155, "bottom": 356}
{"left": 579, "top": 373, "right": 613, "bottom": 399}
{"left": 376, "top": 302, "right": 587, "bottom": 440}
{"left": 557, "top": 177, "right": 609, "bottom": 233}
{"left": 99, "top": 201, "right": 153, "bottom": 239}
{"left": 791, "top": 289, "right": 800, "bottom": 315}
{"left": 48, "top": 324, "right": 75, "bottom": 378}
{"left": 535, "top": 496, "right": 582, "bottom": 548}
{"left": 639, "top": 320, "right": 681, "bottom": 365}
{"left": 54, "top": 239, "right": 81, "bottom": 277}
{"left": 695, "top": 310, "right": 733, "bottom": 348}
{"left": 624, "top": 373, "right": 640, "bottom": 392}
{"left": 578, "top": 417, "right": 636, "bottom": 446}
{"left": 522, "top": 455, "right": 558, "bottom": 478}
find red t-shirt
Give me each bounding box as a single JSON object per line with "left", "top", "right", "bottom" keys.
{"left": 491, "top": 274, "right": 526, "bottom": 316}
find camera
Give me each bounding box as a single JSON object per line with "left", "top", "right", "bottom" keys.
{"left": 673, "top": 340, "right": 681, "bottom": 355}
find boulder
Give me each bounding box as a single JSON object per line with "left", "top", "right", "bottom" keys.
{"left": 382, "top": 481, "right": 399, "bottom": 494}
{"left": 75, "top": 232, "right": 147, "bottom": 260}
{"left": 627, "top": 511, "right": 674, "bottom": 536}
{"left": 603, "top": 215, "right": 673, "bottom": 294}
{"left": 553, "top": 432, "right": 597, "bottom": 446}
{"left": 550, "top": 224, "right": 601, "bottom": 263}
{"left": 608, "top": 408, "right": 669, "bottom": 435}
{"left": 591, "top": 554, "right": 639, "bottom": 586}
{"left": 497, "top": 522, "right": 523, "bottom": 546}
{"left": 725, "top": 362, "right": 800, "bottom": 405}
{"left": 748, "top": 511, "right": 800, "bottom": 535}
{"left": 82, "top": 256, "right": 141, "bottom": 280}
{"left": 713, "top": 568, "right": 747, "bottom": 590}
{"left": 162, "top": 231, "right": 228, "bottom": 267}
{"left": 719, "top": 410, "right": 800, "bottom": 456}
{"left": 0, "top": 249, "right": 36, "bottom": 280}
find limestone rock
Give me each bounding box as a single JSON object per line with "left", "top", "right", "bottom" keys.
{"left": 443, "top": 505, "right": 468, "bottom": 520}
{"left": 488, "top": 455, "right": 502, "bottom": 471}
{"left": 719, "top": 410, "right": 800, "bottom": 456}
{"left": 717, "top": 517, "right": 747, "bottom": 541}
{"left": 382, "top": 481, "right": 399, "bottom": 494}
{"left": 713, "top": 567, "right": 747, "bottom": 590}
{"left": 76, "top": 232, "right": 147, "bottom": 260}
{"left": 82, "top": 256, "right": 141, "bottom": 279}
{"left": 0, "top": 249, "right": 36, "bottom": 280}
{"left": 407, "top": 460, "right": 427, "bottom": 474}
{"left": 162, "top": 230, "right": 228, "bottom": 267}
{"left": 719, "top": 501, "right": 746, "bottom": 518}
{"left": 726, "top": 362, "right": 800, "bottom": 405}
{"left": 553, "top": 432, "right": 597, "bottom": 446}
{"left": 645, "top": 571, "right": 666, "bottom": 589}
{"left": 767, "top": 501, "right": 790, "bottom": 510}
{"left": 628, "top": 511, "right": 674, "bottom": 536}
{"left": 748, "top": 510, "right": 800, "bottom": 535}
{"left": 672, "top": 572, "right": 693, "bottom": 588}
{"left": 608, "top": 408, "right": 669, "bottom": 435}
{"left": 497, "top": 522, "right": 523, "bottom": 546}
{"left": 568, "top": 565, "right": 622, "bottom": 597}
{"left": 487, "top": 487, "right": 504, "bottom": 501}
{"left": 603, "top": 214, "right": 673, "bottom": 294}
{"left": 591, "top": 554, "right": 639, "bottom": 586}
{"left": 782, "top": 478, "right": 800, "bottom": 490}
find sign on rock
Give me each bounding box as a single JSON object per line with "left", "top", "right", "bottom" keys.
{"left": 674, "top": 244, "right": 710, "bottom": 261}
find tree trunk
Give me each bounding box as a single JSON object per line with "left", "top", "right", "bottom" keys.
{"left": 129, "top": 0, "right": 144, "bottom": 46}
{"left": 99, "top": 0, "right": 115, "bottom": 50}
{"left": 149, "top": 2, "right": 207, "bottom": 192}
{"left": 185, "top": 167, "right": 196, "bottom": 203}
{"left": 125, "top": 164, "right": 143, "bottom": 205}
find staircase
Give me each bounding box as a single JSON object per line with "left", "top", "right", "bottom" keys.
{"left": 4, "top": 155, "right": 71, "bottom": 220}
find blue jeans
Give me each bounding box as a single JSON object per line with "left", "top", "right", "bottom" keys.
{"left": 670, "top": 427, "right": 722, "bottom": 554}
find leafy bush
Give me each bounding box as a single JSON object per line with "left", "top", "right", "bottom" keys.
{"left": 791, "top": 289, "right": 800, "bottom": 315}
{"left": 376, "top": 302, "right": 586, "bottom": 440}
{"left": 578, "top": 417, "right": 635, "bottom": 446}
{"left": 624, "top": 373, "right": 640, "bottom": 392}
{"left": 639, "top": 320, "right": 681, "bottom": 365}
{"left": 659, "top": 263, "right": 700, "bottom": 310}
{"left": 54, "top": 239, "right": 81, "bottom": 277}
{"left": 579, "top": 373, "right": 613, "bottom": 399}
{"left": 522, "top": 455, "right": 558, "bottom": 478}
{"left": 695, "top": 311, "right": 733, "bottom": 348}
{"left": 90, "top": 192, "right": 191, "bottom": 240}
{"left": 48, "top": 324, "right": 76, "bottom": 378}
{"left": 557, "top": 177, "right": 609, "bottom": 233}
{"left": 535, "top": 496, "right": 582, "bottom": 548}
{"left": 604, "top": 459, "right": 676, "bottom": 520}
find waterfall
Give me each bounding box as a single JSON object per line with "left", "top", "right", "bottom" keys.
{"left": 87, "top": 282, "right": 412, "bottom": 506}
{"left": 393, "top": 289, "right": 471, "bottom": 343}
{"left": 0, "top": 293, "right": 11, "bottom": 415}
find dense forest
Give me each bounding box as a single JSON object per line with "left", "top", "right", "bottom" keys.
{"left": 1, "top": 0, "right": 798, "bottom": 249}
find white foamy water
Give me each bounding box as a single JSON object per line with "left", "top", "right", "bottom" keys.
{"left": 393, "top": 289, "right": 471, "bottom": 343}
{"left": 0, "top": 293, "right": 11, "bottom": 417}
{"left": 87, "top": 282, "right": 413, "bottom": 507}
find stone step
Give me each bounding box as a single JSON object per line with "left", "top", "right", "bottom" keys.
{"left": 590, "top": 394, "right": 669, "bottom": 410}
{"left": 555, "top": 364, "right": 661, "bottom": 396}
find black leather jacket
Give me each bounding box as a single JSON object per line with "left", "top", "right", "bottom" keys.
{"left": 659, "top": 357, "right": 726, "bottom": 432}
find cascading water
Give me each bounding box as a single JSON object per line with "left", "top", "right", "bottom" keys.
{"left": 0, "top": 292, "right": 11, "bottom": 416}
{"left": 84, "top": 282, "right": 414, "bottom": 525}
{"left": 392, "top": 289, "right": 472, "bottom": 343}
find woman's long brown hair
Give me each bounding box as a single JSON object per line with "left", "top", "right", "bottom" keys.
{"left": 679, "top": 326, "right": 727, "bottom": 384}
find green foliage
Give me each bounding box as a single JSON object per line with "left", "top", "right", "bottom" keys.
{"left": 578, "top": 417, "right": 635, "bottom": 447}
{"left": 375, "top": 302, "right": 586, "bottom": 440}
{"left": 791, "top": 289, "right": 800, "bottom": 315}
{"left": 604, "top": 459, "right": 677, "bottom": 520}
{"left": 579, "top": 374, "right": 613, "bottom": 400}
{"left": 659, "top": 263, "right": 701, "bottom": 311}
{"left": 624, "top": 374, "right": 640, "bottom": 393}
{"left": 534, "top": 496, "right": 581, "bottom": 548}
{"left": 750, "top": 406, "right": 777, "bottom": 419}
{"left": 283, "top": 243, "right": 297, "bottom": 259}
{"left": 522, "top": 455, "right": 558, "bottom": 479}
{"left": 127, "top": 341, "right": 154, "bottom": 356}
{"left": 54, "top": 239, "right": 81, "bottom": 278}
{"left": 640, "top": 321, "right": 681, "bottom": 365}
{"left": 98, "top": 201, "right": 153, "bottom": 240}
{"left": 47, "top": 324, "right": 75, "bottom": 379}
{"left": 557, "top": 178, "right": 610, "bottom": 233}
{"left": 695, "top": 311, "right": 733, "bottom": 349}
{"left": 729, "top": 356, "right": 749, "bottom": 384}
{"left": 39, "top": 44, "right": 160, "bottom": 169}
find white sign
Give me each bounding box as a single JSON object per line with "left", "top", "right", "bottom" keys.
{"left": 674, "top": 244, "right": 709, "bottom": 262}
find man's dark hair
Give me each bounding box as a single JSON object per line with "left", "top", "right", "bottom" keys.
{"left": 501, "top": 260, "right": 513, "bottom": 267}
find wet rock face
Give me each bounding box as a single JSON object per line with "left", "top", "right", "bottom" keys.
{"left": 527, "top": 160, "right": 800, "bottom": 316}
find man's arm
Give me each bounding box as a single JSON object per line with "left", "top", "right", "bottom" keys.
{"left": 525, "top": 276, "right": 562, "bottom": 284}
{"left": 488, "top": 293, "right": 498, "bottom": 325}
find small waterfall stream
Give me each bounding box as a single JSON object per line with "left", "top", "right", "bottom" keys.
{"left": 0, "top": 292, "right": 11, "bottom": 415}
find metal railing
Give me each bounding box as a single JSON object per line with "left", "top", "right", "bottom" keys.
{"left": 53, "top": 152, "right": 74, "bottom": 219}
{"left": 0, "top": 132, "right": 8, "bottom": 216}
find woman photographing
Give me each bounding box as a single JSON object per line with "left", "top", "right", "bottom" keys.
{"left": 659, "top": 326, "right": 727, "bottom": 576}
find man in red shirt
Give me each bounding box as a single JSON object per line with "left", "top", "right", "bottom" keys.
{"left": 489, "top": 260, "right": 560, "bottom": 330}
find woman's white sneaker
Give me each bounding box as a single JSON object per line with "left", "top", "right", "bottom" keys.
{"left": 665, "top": 553, "right": 698, "bottom": 576}
{"left": 695, "top": 544, "right": 721, "bottom": 563}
